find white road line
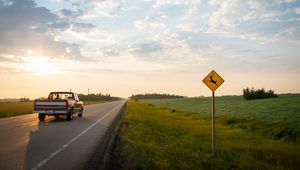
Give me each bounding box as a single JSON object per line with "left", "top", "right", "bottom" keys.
{"left": 31, "top": 103, "right": 124, "bottom": 170}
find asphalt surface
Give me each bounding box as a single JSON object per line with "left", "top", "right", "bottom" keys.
{"left": 0, "top": 100, "right": 126, "bottom": 170}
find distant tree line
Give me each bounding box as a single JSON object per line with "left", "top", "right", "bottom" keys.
{"left": 243, "top": 87, "right": 278, "bottom": 100}
{"left": 130, "top": 93, "right": 185, "bottom": 100}
{"left": 20, "top": 97, "right": 30, "bottom": 102}
{"left": 78, "top": 93, "right": 121, "bottom": 101}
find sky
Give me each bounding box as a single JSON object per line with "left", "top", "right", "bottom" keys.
{"left": 0, "top": 0, "right": 300, "bottom": 99}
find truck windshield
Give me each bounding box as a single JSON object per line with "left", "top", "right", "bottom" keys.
{"left": 49, "top": 93, "right": 74, "bottom": 100}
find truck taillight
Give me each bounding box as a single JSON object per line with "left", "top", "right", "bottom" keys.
{"left": 33, "top": 100, "right": 36, "bottom": 109}
{"left": 66, "top": 101, "right": 69, "bottom": 108}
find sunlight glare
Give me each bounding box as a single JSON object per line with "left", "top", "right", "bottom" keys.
{"left": 26, "top": 57, "right": 59, "bottom": 75}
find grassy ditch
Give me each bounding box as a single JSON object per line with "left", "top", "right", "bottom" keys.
{"left": 109, "top": 101, "right": 300, "bottom": 169}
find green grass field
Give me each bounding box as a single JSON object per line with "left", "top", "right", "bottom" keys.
{"left": 110, "top": 95, "right": 300, "bottom": 169}
{"left": 0, "top": 100, "right": 108, "bottom": 118}
{"left": 141, "top": 94, "right": 300, "bottom": 141}
{"left": 0, "top": 102, "right": 34, "bottom": 118}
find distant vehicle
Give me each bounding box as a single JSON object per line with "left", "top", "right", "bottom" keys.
{"left": 34, "top": 92, "right": 83, "bottom": 121}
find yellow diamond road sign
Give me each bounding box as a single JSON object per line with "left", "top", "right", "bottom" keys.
{"left": 203, "top": 70, "right": 224, "bottom": 92}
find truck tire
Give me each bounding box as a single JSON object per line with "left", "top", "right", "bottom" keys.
{"left": 67, "top": 110, "right": 73, "bottom": 121}
{"left": 78, "top": 107, "right": 83, "bottom": 117}
{"left": 38, "top": 114, "right": 45, "bottom": 121}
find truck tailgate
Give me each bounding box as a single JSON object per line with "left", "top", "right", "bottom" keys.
{"left": 34, "top": 100, "right": 68, "bottom": 114}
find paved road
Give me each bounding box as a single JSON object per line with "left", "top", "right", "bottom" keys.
{"left": 0, "top": 100, "right": 126, "bottom": 170}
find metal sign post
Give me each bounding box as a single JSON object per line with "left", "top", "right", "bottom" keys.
{"left": 212, "top": 91, "right": 215, "bottom": 150}
{"left": 202, "top": 70, "right": 224, "bottom": 151}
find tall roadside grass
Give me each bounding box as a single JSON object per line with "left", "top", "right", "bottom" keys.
{"left": 109, "top": 101, "right": 300, "bottom": 169}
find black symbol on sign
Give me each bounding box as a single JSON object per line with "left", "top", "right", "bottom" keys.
{"left": 209, "top": 75, "right": 218, "bottom": 86}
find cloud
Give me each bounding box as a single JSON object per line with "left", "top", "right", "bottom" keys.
{"left": 0, "top": 55, "right": 24, "bottom": 63}
{"left": 170, "top": 0, "right": 300, "bottom": 45}
{"left": 294, "top": 7, "right": 300, "bottom": 14}
{"left": 134, "top": 20, "right": 147, "bottom": 29}
{"left": 128, "top": 41, "right": 163, "bottom": 56}
{"left": 176, "top": 23, "right": 202, "bottom": 32}
{"left": 1, "top": 0, "right": 299, "bottom": 75}
{"left": 0, "top": 66, "right": 20, "bottom": 75}
{"left": 277, "top": 0, "right": 297, "bottom": 3}
{"left": 0, "top": 0, "right": 96, "bottom": 61}
{"left": 153, "top": 0, "right": 202, "bottom": 15}
{"left": 57, "top": 8, "right": 84, "bottom": 19}
{"left": 149, "top": 0, "right": 297, "bottom": 44}
{"left": 71, "top": 22, "right": 96, "bottom": 32}
{"left": 134, "top": 15, "right": 167, "bottom": 30}
{"left": 65, "top": 0, "right": 126, "bottom": 17}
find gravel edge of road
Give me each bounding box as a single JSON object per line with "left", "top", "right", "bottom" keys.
{"left": 83, "top": 101, "right": 127, "bottom": 170}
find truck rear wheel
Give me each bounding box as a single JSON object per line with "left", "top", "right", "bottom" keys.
{"left": 78, "top": 107, "right": 83, "bottom": 117}
{"left": 38, "top": 114, "right": 45, "bottom": 121}
{"left": 67, "top": 110, "right": 73, "bottom": 121}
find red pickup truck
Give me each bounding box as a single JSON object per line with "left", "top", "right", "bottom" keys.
{"left": 34, "top": 92, "right": 84, "bottom": 121}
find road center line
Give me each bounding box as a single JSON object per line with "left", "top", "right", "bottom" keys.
{"left": 31, "top": 102, "right": 124, "bottom": 170}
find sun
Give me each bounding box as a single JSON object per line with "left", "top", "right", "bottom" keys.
{"left": 26, "top": 57, "right": 59, "bottom": 75}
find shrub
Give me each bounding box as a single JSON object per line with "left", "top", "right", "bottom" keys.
{"left": 20, "top": 97, "right": 30, "bottom": 102}
{"left": 243, "top": 87, "right": 278, "bottom": 100}
{"left": 77, "top": 93, "right": 121, "bottom": 101}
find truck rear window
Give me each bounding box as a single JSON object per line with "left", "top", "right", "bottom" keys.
{"left": 49, "top": 93, "right": 74, "bottom": 100}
